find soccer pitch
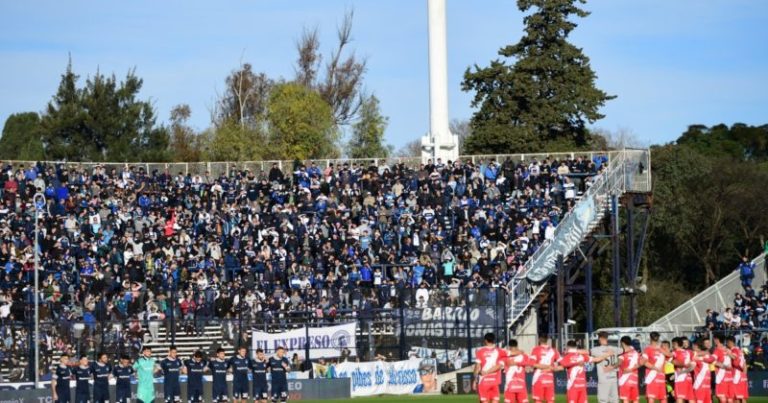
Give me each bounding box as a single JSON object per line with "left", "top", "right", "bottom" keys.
{"left": 297, "top": 396, "right": 768, "bottom": 403}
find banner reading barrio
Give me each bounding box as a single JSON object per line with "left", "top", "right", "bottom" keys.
{"left": 252, "top": 322, "right": 357, "bottom": 359}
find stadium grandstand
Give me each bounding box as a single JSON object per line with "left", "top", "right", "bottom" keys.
{"left": 0, "top": 149, "right": 650, "bottom": 383}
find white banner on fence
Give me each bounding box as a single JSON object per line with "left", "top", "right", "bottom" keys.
{"left": 252, "top": 322, "right": 356, "bottom": 359}
{"left": 334, "top": 359, "right": 431, "bottom": 397}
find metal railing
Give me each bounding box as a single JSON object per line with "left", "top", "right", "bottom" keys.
{"left": 2, "top": 150, "right": 623, "bottom": 178}
{"left": 650, "top": 253, "right": 767, "bottom": 333}
{"left": 508, "top": 149, "right": 652, "bottom": 327}
{"left": 0, "top": 286, "right": 508, "bottom": 384}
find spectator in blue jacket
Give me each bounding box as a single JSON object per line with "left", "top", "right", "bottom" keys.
{"left": 739, "top": 256, "right": 756, "bottom": 288}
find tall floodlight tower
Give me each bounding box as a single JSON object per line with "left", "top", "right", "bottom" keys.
{"left": 421, "top": 0, "right": 459, "bottom": 162}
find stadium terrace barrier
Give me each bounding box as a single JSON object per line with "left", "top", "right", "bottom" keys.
{"left": 0, "top": 287, "right": 508, "bottom": 384}
{"left": 3, "top": 149, "right": 640, "bottom": 179}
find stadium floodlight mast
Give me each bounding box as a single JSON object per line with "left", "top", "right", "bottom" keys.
{"left": 421, "top": 0, "right": 459, "bottom": 163}
{"left": 33, "top": 192, "right": 46, "bottom": 389}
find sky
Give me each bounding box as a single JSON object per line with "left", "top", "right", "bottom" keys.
{"left": 1, "top": 0, "right": 766, "bottom": 150}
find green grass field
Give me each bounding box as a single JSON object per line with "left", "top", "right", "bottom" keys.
{"left": 298, "top": 395, "right": 768, "bottom": 403}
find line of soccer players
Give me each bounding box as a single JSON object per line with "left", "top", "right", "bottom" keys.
{"left": 473, "top": 332, "right": 750, "bottom": 403}
{"left": 51, "top": 344, "right": 292, "bottom": 403}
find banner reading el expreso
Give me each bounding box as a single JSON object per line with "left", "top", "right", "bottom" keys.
{"left": 252, "top": 322, "right": 357, "bottom": 359}
{"left": 335, "top": 359, "right": 433, "bottom": 397}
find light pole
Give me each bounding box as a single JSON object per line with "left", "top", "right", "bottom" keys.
{"left": 33, "top": 192, "right": 45, "bottom": 389}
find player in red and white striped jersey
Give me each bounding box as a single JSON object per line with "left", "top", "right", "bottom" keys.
{"left": 672, "top": 337, "right": 696, "bottom": 402}
{"left": 503, "top": 339, "right": 533, "bottom": 403}
{"left": 474, "top": 332, "right": 508, "bottom": 403}
{"left": 642, "top": 332, "right": 669, "bottom": 403}
{"left": 726, "top": 336, "right": 748, "bottom": 403}
{"left": 713, "top": 335, "right": 733, "bottom": 403}
{"left": 530, "top": 335, "right": 560, "bottom": 403}
{"left": 692, "top": 338, "right": 716, "bottom": 403}
{"left": 557, "top": 340, "right": 612, "bottom": 403}
{"left": 617, "top": 336, "right": 641, "bottom": 403}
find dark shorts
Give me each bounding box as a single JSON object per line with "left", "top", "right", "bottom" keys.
{"left": 93, "top": 384, "right": 110, "bottom": 403}
{"left": 55, "top": 387, "right": 71, "bottom": 403}
{"left": 271, "top": 383, "right": 288, "bottom": 401}
{"left": 75, "top": 387, "right": 91, "bottom": 403}
{"left": 74, "top": 390, "right": 90, "bottom": 403}
{"left": 164, "top": 382, "right": 181, "bottom": 402}
{"left": 233, "top": 379, "right": 249, "bottom": 398}
{"left": 213, "top": 382, "right": 230, "bottom": 401}
{"left": 116, "top": 387, "right": 131, "bottom": 403}
{"left": 188, "top": 384, "right": 204, "bottom": 402}
{"left": 253, "top": 383, "right": 269, "bottom": 400}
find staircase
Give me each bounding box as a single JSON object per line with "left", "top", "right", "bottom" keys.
{"left": 507, "top": 149, "right": 652, "bottom": 331}
{"left": 143, "top": 324, "right": 238, "bottom": 359}
{"left": 649, "top": 253, "right": 767, "bottom": 335}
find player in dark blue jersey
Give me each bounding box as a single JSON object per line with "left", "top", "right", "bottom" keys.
{"left": 51, "top": 353, "right": 72, "bottom": 403}
{"left": 91, "top": 352, "right": 113, "bottom": 403}
{"left": 113, "top": 354, "right": 135, "bottom": 403}
{"left": 209, "top": 348, "right": 230, "bottom": 403}
{"left": 160, "top": 346, "right": 185, "bottom": 403}
{"left": 185, "top": 351, "right": 207, "bottom": 403}
{"left": 251, "top": 348, "right": 269, "bottom": 403}
{"left": 72, "top": 355, "right": 92, "bottom": 403}
{"left": 268, "top": 347, "right": 291, "bottom": 403}
{"left": 229, "top": 346, "right": 252, "bottom": 403}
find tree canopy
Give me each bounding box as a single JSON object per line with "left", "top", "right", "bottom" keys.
{"left": 40, "top": 61, "right": 169, "bottom": 162}
{"left": 267, "top": 82, "right": 338, "bottom": 160}
{"left": 462, "top": 0, "right": 613, "bottom": 154}
{"left": 346, "top": 95, "right": 390, "bottom": 159}
{"left": 0, "top": 112, "right": 45, "bottom": 160}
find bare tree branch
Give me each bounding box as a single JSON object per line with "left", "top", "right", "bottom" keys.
{"left": 216, "top": 61, "right": 273, "bottom": 129}
{"left": 316, "top": 8, "right": 367, "bottom": 127}
{"left": 295, "top": 27, "right": 321, "bottom": 88}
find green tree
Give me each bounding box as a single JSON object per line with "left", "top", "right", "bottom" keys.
{"left": 0, "top": 112, "right": 45, "bottom": 160}
{"left": 41, "top": 61, "right": 169, "bottom": 161}
{"left": 204, "top": 120, "right": 263, "bottom": 162}
{"left": 462, "top": 0, "right": 614, "bottom": 154}
{"left": 346, "top": 95, "right": 390, "bottom": 158}
{"left": 677, "top": 123, "right": 768, "bottom": 161}
{"left": 169, "top": 104, "right": 204, "bottom": 162}
{"left": 647, "top": 142, "right": 768, "bottom": 287}
{"left": 267, "top": 82, "right": 338, "bottom": 160}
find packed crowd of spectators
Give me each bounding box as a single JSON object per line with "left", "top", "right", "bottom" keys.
{"left": 0, "top": 155, "right": 607, "bottom": 377}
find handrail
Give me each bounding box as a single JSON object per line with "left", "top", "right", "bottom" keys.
{"left": 650, "top": 253, "right": 767, "bottom": 332}
{"left": 0, "top": 150, "right": 617, "bottom": 167}
{"left": 507, "top": 149, "right": 652, "bottom": 326}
